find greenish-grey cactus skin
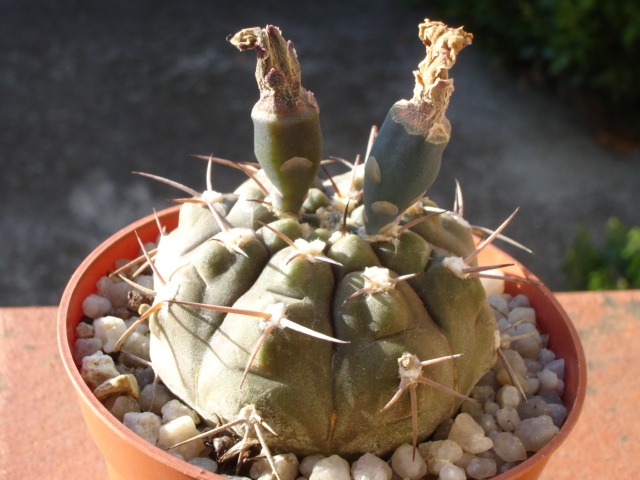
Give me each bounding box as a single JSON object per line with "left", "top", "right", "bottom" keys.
{"left": 362, "top": 22, "right": 473, "bottom": 234}
{"left": 231, "top": 25, "right": 323, "bottom": 215}
{"left": 252, "top": 106, "right": 322, "bottom": 214}
{"left": 405, "top": 198, "right": 477, "bottom": 261}
{"left": 146, "top": 21, "right": 498, "bottom": 460}
{"left": 362, "top": 105, "right": 449, "bottom": 234}
{"left": 150, "top": 181, "right": 497, "bottom": 457}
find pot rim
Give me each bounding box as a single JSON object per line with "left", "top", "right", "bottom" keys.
{"left": 57, "top": 206, "right": 587, "bottom": 480}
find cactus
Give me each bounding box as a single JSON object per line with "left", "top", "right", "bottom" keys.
{"left": 116, "top": 20, "right": 531, "bottom": 462}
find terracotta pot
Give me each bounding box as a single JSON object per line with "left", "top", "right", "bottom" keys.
{"left": 58, "top": 207, "right": 587, "bottom": 480}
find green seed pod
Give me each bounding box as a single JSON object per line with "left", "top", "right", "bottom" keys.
{"left": 231, "top": 25, "right": 322, "bottom": 215}
{"left": 363, "top": 21, "right": 473, "bottom": 234}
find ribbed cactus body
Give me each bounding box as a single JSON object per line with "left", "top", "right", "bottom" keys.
{"left": 149, "top": 177, "right": 497, "bottom": 458}
{"left": 141, "top": 19, "right": 497, "bottom": 461}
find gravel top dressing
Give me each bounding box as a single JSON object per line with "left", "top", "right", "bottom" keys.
{"left": 75, "top": 246, "right": 565, "bottom": 480}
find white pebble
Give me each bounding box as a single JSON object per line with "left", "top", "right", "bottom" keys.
{"left": 105, "top": 394, "right": 141, "bottom": 421}
{"left": 514, "top": 320, "right": 537, "bottom": 337}
{"left": 545, "top": 358, "right": 565, "bottom": 380}
{"left": 157, "top": 415, "right": 205, "bottom": 461}
{"left": 484, "top": 401, "right": 500, "bottom": 417}
{"left": 548, "top": 403, "right": 568, "bottom": 427}
{"left": 448, "top": 413, "right": 493, "bottom": 454}
{"left": 498, "top": 318, "right": 511, "bottom": 332}
{"left": 515, "top": 415, "right": 560, "bottom": 452}
{"left": 80, "top": 351, "right": 120, "bottom": 389}
{"left": 497, "top": 461, "right": 520, "bottom": 475}
{"left": 507, "top": 307, "right": 536, "bottom": 326}
{"left": 524, "top": 358, "right": 543, "bottom": 375}
{"left": 496, "top": 385, "right": 520, "bottom": 409}
{"left": 526, "top": 377, "right": 540, "bottom": 395}
{"left": 497, "top": 317, "right": 511, "bottom": 333}
{"left": 188, "top": 456, "right": 218, "bottom": 473}
{"left": 538, "top": 389, "right": 563, "bottom": 405}
{"left": 351, "top": 452, "right": 392, "bottom": 480}
{"left": 82, "top": 294, "right": 112, "bottom": 319}
{"left": 466, "top": 457, "right": 497, "bottom": 479}
{"left": 391, "top": 444, "right": 427, "bottom": 479}
{"left": 538, "top": 348, "right": 555, "bottom": 365}
{"left": 123, "top": 411, "right": 161, "bottom": 444}
{"left": 495, "top": 407, "right": 521, "bottom": 432}
{"left": 508, "top": 294, "right": 530, "bottom": 309}
{"left": 97, "top": 276, "right": 130, "bottom": 308}
{"left": 512, "top": 334, "right": 542, "bottom": 360}
{"left": 300, "top": 454, "right": 324, "bottom": 478}
{"left": 76, "top": 322, "right": 95, "bottom": 338}
{"left": 471, "top": 385, "right": 495, "bottom": 404}
{"left": 518, "top": 396, "right": 551, "bottom": 420}
{"left": 477, "top": 450, "right": 502, "bottom": 470}
{"left": 74, "top": 337, "right": 103, "bottom": 364}
{"left": 454, "top": 452, "right": 476, "bottom": 471}
{"left": 492, "top": 432, "right": 527, "bottom": 462}
{"left": 161, "top": 399, "right": 201, "bottom": 425}
{"left": 420, "top": 440, "right": 463, "bottom": 475}
{"left": 475, "top": 413, "right": 498, "bottom": 436}
{"left": 137, "top": 383, "right": 175, "bottom": 415}
{"left": 495, "top": 349, "right": 527, "bottom": 376}
{"left": 109, "top": 279, "right": 135, "bottom": 308}
{"left": 93, "top": 316, "right": 127, "bottom": 353}
{"left": 537, "top": 368, "right": 559, "bottom": 391}
{"left": 438, "top": 462, "right": 466, "bottom": 480}
{"left": 309, "top": 455, "right": 350, "bottom": 480}
{"left": 132, "top": 366, "right": 155, "bottom": 390}
{"left": 250, "top": 453, "right": 299, "bottom": 480}
{"left": 125, "top": 316, "right": 150, "bottom": 335}
{"left": 487, "top": 294, "right": 509, "bottom": 319}
{"left": 120, "top": 331, "right": 151, "bottom": 361}
{"left": 135, "top": 274, "right": 154, "bottom": 292}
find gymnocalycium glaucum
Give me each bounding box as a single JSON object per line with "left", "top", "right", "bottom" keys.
{"left": 116, "top": 20, "right": 528, "bottom": 462}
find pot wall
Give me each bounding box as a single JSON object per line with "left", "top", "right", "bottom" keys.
{"left": 487, "top": 249, "right": 587, "bottom": 480}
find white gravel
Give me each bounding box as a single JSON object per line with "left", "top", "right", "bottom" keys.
{"left": 123, "top": 411, "right": 161, "bottom": 445}
{"left": 76, "top": 254, "right": 567, "bottom": 479}
{"left": 157, "top": 415, "right": 206, "bottom": 461}
{"left": 391, "top": 444, "right": 428, "bottom": 479}
{"left": 351, "top": 453, "right": 392, "bottom": 480}
{"left": 309, "top": 455, "right": 350, "bottom": 480}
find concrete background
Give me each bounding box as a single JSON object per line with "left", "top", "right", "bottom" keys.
{"left": 2, "top": 0, "right": 639, "bottom": 306}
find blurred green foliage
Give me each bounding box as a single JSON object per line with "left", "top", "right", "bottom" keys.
{"left": 427, "top": 0, "right": 640, "bottom": 132}
{"left": 564, "top": 218, "right": 640, "bottom": 290}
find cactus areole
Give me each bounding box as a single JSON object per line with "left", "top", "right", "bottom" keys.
{"left": 144, "top": 21, "right": 502, "bottom": 459}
